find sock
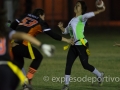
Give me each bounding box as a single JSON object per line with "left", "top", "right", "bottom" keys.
{"left": 64, "top": 75, "right": 70, "bottom": 85}
{"left": 26, "top": 67, "right": 37, "bottom": 80}
{"left": 22, "top": 68, "right": 26, "bottom": 76}
{"left": 92, "top": 68, "right": 101, "bottom": 77}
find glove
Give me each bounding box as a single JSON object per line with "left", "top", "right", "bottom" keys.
{"left": 41, "top": 44, "right": 55, "bottom": 57}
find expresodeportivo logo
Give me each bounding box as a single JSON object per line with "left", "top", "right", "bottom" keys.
{"left": 43, "top": 75, "right": 120, "bottom": 83}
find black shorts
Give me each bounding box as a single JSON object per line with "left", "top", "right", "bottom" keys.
{"left": 12, "top": 43, "right": 43, "bottom": 69}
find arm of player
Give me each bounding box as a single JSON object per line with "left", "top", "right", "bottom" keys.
{"left": 113, "top": 42, "right": 120, "bottom": 47}
{"left": 42, "top": 21, "right": 73, "bottom": 44}
{"left": 62, "top": 37, "right": 74, "bottom": 45}
{"left": 58, "top": 22, "right": 65, "bottom": 32}
{"left": 94, "top": 6, "right": 105, "bottom": 15}
{"left": 10, "top": 31, "right": 55, "bottom": 57}
{"left": 11, "top": 31, "right": 41, "bottom": 46}
{"left": 44, "top": 30, "right": 74, "bottom": 45}
{"left": 10, "top": 19, "right": 20, "bottom": 30}
{"left": 58, "top": 22, "right": 70, "bottom": 34}
{"left": 81, "top": 12, "right": 95, "bottom": 21}
{"left": 58, "top": 22, "right": 74, "bottom": 44}
{"left": 81, "top": 5, "right": 105, "bottom": 22}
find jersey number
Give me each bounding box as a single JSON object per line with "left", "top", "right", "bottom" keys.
{"left": 0, "top": 38, "right": 6, "bottom": 55}
{"left": 21, "top": 17, "right": 38, "bottom": 27}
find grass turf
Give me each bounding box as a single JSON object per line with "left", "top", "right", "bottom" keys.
{"left": 18, "top": 27, "right": 120, "bottom": 90}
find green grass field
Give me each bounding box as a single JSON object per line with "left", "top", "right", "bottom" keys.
{"left": 18, "top": 27, "right": 120, "bottom": 90}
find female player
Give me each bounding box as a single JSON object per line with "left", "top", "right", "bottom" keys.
{"left": 0, "top": 9, "right": 54, "bottom": 90}
{"left": 10, "top": 8, "right": 73, "bottom": 90}
{"left": 58, "top": 0, "right": 106, "bottom": 89}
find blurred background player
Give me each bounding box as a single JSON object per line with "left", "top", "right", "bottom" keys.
{"left": 113, "top": 42, "right": 120, "bottom": 47}
{"left": 0, "top": 9, "right": 55, "bottom": 90}
{"left": 10, "top": 8, "right": 73, "bottom": 90}
{"left": 58, "top": 0, "right": 105, "bottom": 90}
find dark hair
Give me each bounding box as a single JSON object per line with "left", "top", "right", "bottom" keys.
{"left": 0, "top": 9, "right": 7, "bottom": 37}
{"left": 32, "top": 8, "right": 44, "bottom": 17}
{"left": 77, "top": 0, "right": 87, "bottom": 14}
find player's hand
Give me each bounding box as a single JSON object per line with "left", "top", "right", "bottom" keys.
{"left": 40, "top": 44, "right": 55, "bottom": 57}
{"left": 11, "top": 42, "right": 19, "bottom": 47}
{"left": 97, "top": 5, "right": 105, "bottom": 12}
{"left": 58, "top": 22, "right": 63, "bottom": 29}
{"left": 66, "top": 38, "right": 74, "bottom": 45}
{"left": 113, "top": 42, "right": 120, "bottom": 47}
{"left": 101, "top": 6, "right": 105, "bottom": 11}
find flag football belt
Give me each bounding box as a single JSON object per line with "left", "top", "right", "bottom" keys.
{"left": 63, "top": 40, "right": 81, "bottom": 50}
{"left": 11, "top": 40, "right": 35, "bottom": 60}
{"left": 63, "top": 38, "right": 90, "bottom": 56}
{"left": 79, "top": 38, "right": 90, "bottom": 56}
{"left": 0, "top": 61, "right": 26, "bottom": 85}
{"left": 63, "top": 39, "right": 85, "bottom": 50}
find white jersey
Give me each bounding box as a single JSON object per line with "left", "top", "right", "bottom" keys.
{"left": 63, "top": 12, "right": 95, "bottom": 45}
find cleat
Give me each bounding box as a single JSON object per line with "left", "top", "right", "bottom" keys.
{"left": 61, "top": 85, "right": 69, "bottom": 90}
{"left": 23, "top": 79, "right": 33, "bottom": 90}
{"left": 23, "top": 84, "right": 33, "bottom": 90}
{"left": 98, "top": 72, "right": 104, "bottom": 86}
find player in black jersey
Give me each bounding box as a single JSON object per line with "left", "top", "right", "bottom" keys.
{"left": 10, "top": 8, "right": 73, "bottom": 90}
{"left": 0, "top": 9, "right": 55, "bottom": 90}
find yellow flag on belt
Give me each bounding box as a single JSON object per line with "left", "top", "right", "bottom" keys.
{"left": 63, "top": 45, "right": 70, "bottom": 50}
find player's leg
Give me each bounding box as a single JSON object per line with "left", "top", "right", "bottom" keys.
{"left": 21, "top": 46, "right": 43, "bottom": 90}
{"left": 77, "top": 43, "right": 104, "bottom": 85}
{"left": 22, "top": 67, "right": 26, "bottom": 76}
{"left": 62, "top": 45, "right": 78, "bottom": 90}
{"left": 12, "top": 44, "right": 42, "bottom": 90}
{"left": 12, "top": 44, "right": 25, "bottom": 69}
{"left": 24, "top": 46, "right": 43, "bottom": 84}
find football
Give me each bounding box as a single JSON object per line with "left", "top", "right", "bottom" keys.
{"left": 96, "top": 0, "right": 104, "bottom": 8}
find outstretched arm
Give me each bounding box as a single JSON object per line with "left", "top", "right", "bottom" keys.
{"left": 10, "top": 31, "right": 55, "bottom": 57}
{"left": 81, "top": 6, "right": 105, "bottom": 22}
{"left": 94, "top": 6, "right": 105, "bottom": 15}
{"left": 113, "top": 42, "right": 120, "bottom": 47}
{"left": 44, "top": 30, "right": 74, "bottom": 45}
{"left": 11, "top": 31, "right": 41, "bottom": 46}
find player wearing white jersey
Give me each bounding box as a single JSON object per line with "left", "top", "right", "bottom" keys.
{"left": 58, "top": 0, "right": 105, "bottom": 90}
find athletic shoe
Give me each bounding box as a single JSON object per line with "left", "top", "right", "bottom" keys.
{"left": 23, "top": 84, "right": 33, "bottom": 90}
{"left": 61, "top": 85, "right": 69, "bottom": 90}
{"left": 23, "top": 79, "right": 32, "bottom": 90}
{"left": 98, "top": 72, "right": 104, "bottom": 86}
